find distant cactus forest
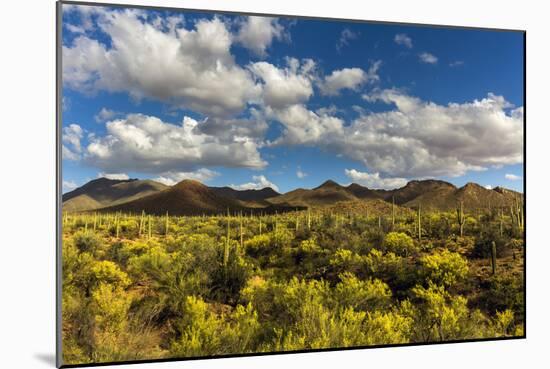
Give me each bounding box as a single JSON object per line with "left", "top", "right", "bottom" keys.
{"left": 61, "top": 180, "right": 524, "bottom": 365}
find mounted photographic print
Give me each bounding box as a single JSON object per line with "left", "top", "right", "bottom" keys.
{"left": 57, "top": 1, "right": 525, "bottom": 367}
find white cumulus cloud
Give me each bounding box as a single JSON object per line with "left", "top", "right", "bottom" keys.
{"left": 271, "top": 90, "right": 522, "bottom": 178}
{"left": 236, "top": 16, "right": 285, "bottom": 57}
{"left": 84, "top": 114, "right": 266, "bottom": 173}
{"left": 97, "top": 172, "right": 130, "bottom": 180}
{"left": 419, "top": 52, "right": 438, "bottom": 64}
{"left": 230, "top": 175, "right": 279, "bottom": 192}
{"left": 268, "top": 104, "right": 344, "bottom": 146}
{"left": 296, "top": 167, "right": 308, "bottom": 179}
{"left": 345, "top": 169, "right": 407, "bottom": 190}
{"left": 62, "top": 8, "right": 260, "bottom": 117}
{"left": 249, "top": 58, "right": 317, "bottom": 109}
{"left": 153, "top": 168, "right": 220, "bottom": 186}
{"left": 62, "top": 123, "right": 84, "bottom": 161}
{"left": 62, "top": 180, "right": 79, "bottom": 192}
{"left": 505, "top": 173, "right": 521, "bottom": 181}
{"left": 336, "top": 28, "right": 358, "bottom": 52}
{"left": 94, "top": 108, "right": 120, "bottom": 122}
{"left": 319, "top": 61, "right": 380, "bottom": 96}
{"left": 394, "top": 33, "right": 413, "bottom": 48}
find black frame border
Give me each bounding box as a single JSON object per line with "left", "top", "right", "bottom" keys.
{"left": 55, "top": 1, "right": 527, "bottom": 368}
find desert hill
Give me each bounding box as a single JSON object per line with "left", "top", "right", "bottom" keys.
{"left": 62, "top": 178, "right": 167, "bottom": 212}
{"left": 63, "top": 176, "right": 522, "bottom": 215}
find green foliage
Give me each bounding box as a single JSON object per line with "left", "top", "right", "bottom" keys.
{"left": 61, "top": 208, "right": 524, "bottom": 364}
{"left": 329, "top": 249, "right": 365, "bottom": 275}
{"left": 472, "top": 228, "right": 508, "bottom": 258}
{"left": 478, "top": 274, "right": 524, "bottom": 318}
{"left": 210, "top": 240, "right": 253, "bottom": 304}
{"left": 494, "top": 309, "right": 514, "bottom": 336}
{"left": 73, "top": 230, "right": 102, "bottom": 253}
{"left": 244, "top": 234, "right": 271, "bottom": 259}
{"left": 384, "top": 232, "right": 416, "bottom": 256}
{"left": 420, "top": 249, "right": 469, "bottom": 288}
{"left": 333, "top": 272, "right": 392, "bottom": 311}
{"left": 170, "top": 296, "right": 260, "bottom": 356}
{"left": 91, "top": 261, "right": 131, "bottom": 289}
{"left": 411, "top": 283, "right": 488, "bottom": 341}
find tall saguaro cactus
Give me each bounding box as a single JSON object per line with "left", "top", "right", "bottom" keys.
{"left": 307, "top": 207, "right": 311, "bottom": 231}
{"left": 456, "top": 201, "right": 465, "bottom": 237}
{"left": 224, "top": 210, "right": 230, "bottom": 268}
{"left": 491, "top": 241, "right": 497, "bottom": 275}
{"left": 391, "top": 196, "right": 396, "bottom": 230}
{"left": 499, "top": 208, "right": 504, "bottom": 237}
{"left": 138, "top": 210, "right": 145, "bottom": 236}
{"left": 115, "top": 213, "right": 120, "bottom": 238}
{"left": 164, "top": 211, "right": 169, "bottom": 237}
{"left": 511, "top": 196, "right": 524, "bottom": 232}
{"left": 417, "top": 204, "right": 422, "bottom": 242}
{"left": 239, "top": 213, "right": 244, "bottom": 253}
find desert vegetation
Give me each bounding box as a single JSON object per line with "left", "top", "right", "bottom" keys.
{"left": 61, "top": 198, "right": 524, "bottom": 365}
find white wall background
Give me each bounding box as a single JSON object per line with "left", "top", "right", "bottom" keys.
{"left": 0, "top": 0, "right": 546, "bottom": 368}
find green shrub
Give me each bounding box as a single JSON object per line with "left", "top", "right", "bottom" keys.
{"left": 170, "top": 296, "right": 260, "bottom": 356}
{"left": 383, "top": 232, "right": 416, "bottom": 256}
{"left": 329, "top": 249, "right": 365, "bottom": 275}
{"left": 411, "top": 283, "right": 489, "bottom": 341}
{"left": 73, "top": 231, "right": 102, "bottom": 253}
{"left": 333, "top": 272, "right": 392, "bottom": 311}
{"left": 420, "top": 249, "right": 469, "bottom": 288}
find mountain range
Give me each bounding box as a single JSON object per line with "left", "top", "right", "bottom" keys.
{"left": 62, "top": 177, "right": 523, "bottom": 215}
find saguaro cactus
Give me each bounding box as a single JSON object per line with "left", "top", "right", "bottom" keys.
{"left": 115, "top": 213, "right": 120, "bottom": 238}
{"left": 239, "top": 213, "right": 244, "bottom": 253}
{"left": 456, "top": 201, "right": 465, "bottom": 237}
{"left": 391, "top": 196, "right": 396, "bottom": 230}
{"left": 417, "top": 204, "right": 422, "bottom": 242}
{"left": 499, "top": 208, "right": 504, "bottom": 237}
{"left": 224, "top": 212, "right": 230, "bottom": 268}
{"left": 511, "top": 196, "right": 524, "bottom": 231}
{"left": 491, "top": 241, "right": 497, "bottom": 275}
{"left": 148, "top": 215, "right": 152, "bottom": 239}
{"left": 165, "top": 211, "right": 169, "bottom": 237}
{"left": 139, "top": 210, "right": 145, "bottom": 236}
{"left": 307, "top": 207, "right": 311, "bottom": 231}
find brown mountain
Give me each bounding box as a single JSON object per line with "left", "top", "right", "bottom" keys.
{"left": 455, "top": 182, "right": 521, "bottom": 209}
{"left": 267, "top": 180, "right": 357, "bottom": 207}
{"left": 404, "top": 182, "right": 522, "bottom": 210}
{"left": 101, "top": 180, "right": 300, "bottom": 215}
{"left": 346, "top": 183, "right": 388, "bottom": 200}
{"left": 101, "top": 179, "right": 246, "bottom": 215}
{"left": 210, "top": 186, "right": 280, "bottom": 204}
{"left": 64, "top": 176, "right": 522, "bottom": 215}
{"left": 267, "top": 178, "right": 521, "bottom": 211}
{"left": 389, "top": 180, "right": 457, "bottom": 205}
{"left": 62, "top": 178, "right": 167, "bottom": 212}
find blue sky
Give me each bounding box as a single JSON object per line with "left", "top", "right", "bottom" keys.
{"left": 61, "top": 4, "right": 524, "bottom": 194}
